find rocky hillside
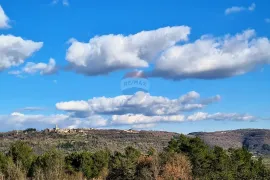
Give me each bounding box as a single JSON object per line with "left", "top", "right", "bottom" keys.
{"left": 189, "top": 129, "right": 270, "bottom": 156}
{"left": 0, "top": 129, "right": 178, "bottom": 154}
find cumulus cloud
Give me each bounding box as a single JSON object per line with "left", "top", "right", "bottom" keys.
{"left": 187, "top": 112, "right": 257, "bottom": 121}
{"left": 66, "top": 26, "right": 190, "bottom": 75}
{"left": 0, "top": 5, "right": 10, "bottom": 28}
{"left": 66, "top": 27, "right": 270, "bottom": 80}
{"left": 225, "top": 3, "right": 255, "bottom": 15}
{"left": 151, "top": 29, "right": 270, "bottom": 80}
{"left": 0, "top": 35, "right": 43, "bottom": 71}
{"left": 56, "top": 91, "right": 221, "bottom": 116}
{"left": 9, "top": 58, "right": 58, "bottom": 76}
{"left": 56, "top": 100, "right": 89, "bottom": 111}
{"left": 23, "top": 58, "right": 57, "bottom": 75}
{"left": 0, "top": 112, "right": 107, "bottom": 131}
{"left": 53, "top": 91, "right": 265, "bottom": 128}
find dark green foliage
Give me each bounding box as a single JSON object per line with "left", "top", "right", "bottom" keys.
{"left": 66, "top": 151, "right": 94, "bottom": 178}
{"left": 65, "top": 150, "right": 109, "bottom": 178}
{"left": 23, "top": 128, "right": 37, "bottom": 133}
{"left": 92, "top": 150, "right": 110, "bottom": 176}
{"left": 1, "top": 137, "right": 270, "bottom": 179}
{"left": 166, "top": 134, "right": 270, "bottom": 179}
{"left": 0, "top": 152, "right": 11, "bottom": 174}
{"left": 107, "top": 146, "right": 141, "bottom": 180}
{"left": 58, "top": 141, "right": 74, "bottom": 149}
{"left": 30, "top": 149, "right": 65, "bottom": 178}
{"left": 166, "top": 134, "right": 210, "bottom": 177}
{"left": 7, "top": 141, "right": 35, "bottom": 172}
{"left": 33, "top": 149, "right": 64, "bottom": 170}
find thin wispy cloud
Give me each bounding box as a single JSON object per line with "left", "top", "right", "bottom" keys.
{"left": 225, "top": 3, "right": 255, "bottom": 15}
{"left": 52, "top": 0, "right": 69, "bottom": 6}
{"left": 265, "top": 18, "right": 270, "bottom": 23}
{"left": 62, "top": 0, "right": 69, "bottom": 6}
{"left": 52, "top": 0, "right": 58, "bottom": 4}
{"left": 16, "top": 107, "right": 45, "bottom": 112}
{"left": 0, "top": 5, "right": 10, "bottom": 28}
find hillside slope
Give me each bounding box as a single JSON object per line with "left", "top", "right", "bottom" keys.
{"left": 1, "top": 128, "right": 270, "bottom": 156}
{"left": 189, "top": 129, "right": 270, "bottom": 155}
{"left": 0, "top": 129, "right": 178, "bottom": 154}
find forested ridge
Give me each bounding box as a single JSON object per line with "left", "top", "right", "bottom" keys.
{"left": 0, "top": 134, "right": 269, "bottom": 180}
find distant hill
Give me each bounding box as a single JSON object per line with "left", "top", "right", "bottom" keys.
{"left": 0, "top": 129, "right": 178, "bottom": 154}
{"left": 189, "top": 129, "right": 270, "bottom": 156}
{"left": 1, "top": 128, "right": 270, "bottom": 157}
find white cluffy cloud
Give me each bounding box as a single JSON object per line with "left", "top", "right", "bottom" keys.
{"left": 0, "top": 5, "right": 10, "bottom": 28}
{"left": 152, "top": 29, "right": 270, "bottom": 80}
{"left": 0, "top": 35, "right": 43, "bottom": 71}
{"left": 9, "top": 58, "right": 58, "bottom": 76}
{"left": 56, "top": 100, "right": 89, "bottom": 111}
{"left": 66, "top": 27, "right": 270, "bottom": 80}
{"left": 225, "top": 3, "right": 255, "bottom": 15}
{"left": 66, "top": 26, "right": 190, "bottom": 75}
{"left": 56, "top": 91, "right": 221, "bottom": 116}
{"left": 53, "top": 91, "right": 266, "bottom": 128}
{"left": 23, "top": 58, "right": 57, "bottom": 75}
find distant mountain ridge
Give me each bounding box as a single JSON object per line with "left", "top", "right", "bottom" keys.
{"left": 189, "top": 129, "right": 270, "bottom": 156}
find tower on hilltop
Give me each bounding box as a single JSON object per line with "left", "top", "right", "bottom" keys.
{"left": 54, "top": 124, "right": 60, "bottom": 131}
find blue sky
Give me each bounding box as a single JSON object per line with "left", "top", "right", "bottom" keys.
{"left": 0, "top": 0, "right": 269, "bottom": 133}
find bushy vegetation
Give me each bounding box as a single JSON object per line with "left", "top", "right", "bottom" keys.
{"left": 166, "top": 134, "right": 270, "bottom": 179}
{"left": 0, "top": 135, "right": 269, "bottom": 179}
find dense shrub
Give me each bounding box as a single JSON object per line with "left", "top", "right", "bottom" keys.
{"left": 0, "top": 137, "right": 269, "bottom": 179}
{"left": 166, "top": 135, "right": 270, "bottom": 179}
